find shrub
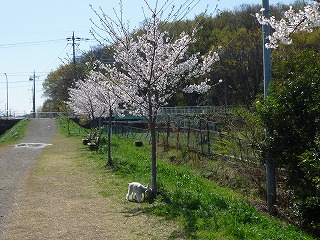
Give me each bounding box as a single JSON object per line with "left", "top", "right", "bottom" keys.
{"left": 257, "top": 50, "right": 320, "bottom": 235}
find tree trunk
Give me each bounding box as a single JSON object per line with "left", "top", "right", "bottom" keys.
{"left": 149, "top": 116, "right": 157, "bottom": 197}
{"left": 107, "top": 107, "right": 113, "bottom": 167}
{"left": 67, "top": 116, "right": 71, "bottom": 135}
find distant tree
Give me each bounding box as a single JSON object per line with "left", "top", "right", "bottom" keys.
{"left": 209, "top": 27, "right": 263, "bottom": 107}
{"left": 67, "top": 78, "right": 107, "bottom": 126}
{"left": 41, "top": 99, "right": 56, "bottom": 112}
{"left": 42, "top": 64, "right": 73, "bottom": 111}
{"left": 43, "top": 62, "right": 87, "bottom": 112}
{"left": 80, "top": 45, "right": 115, "bottom": 66}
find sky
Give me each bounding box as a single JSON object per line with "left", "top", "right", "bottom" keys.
{"left": 0, "top": 0, "right": 295, "bottom": 116}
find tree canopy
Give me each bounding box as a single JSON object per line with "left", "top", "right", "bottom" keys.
{"left": 42, "top": 2, "right": 312, "bottom": 111}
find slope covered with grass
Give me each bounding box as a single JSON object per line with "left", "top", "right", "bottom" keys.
{"left": 107, "top": 135, "right": 313, "bottom": 239}
{"left": 59, "top": 117, "right": 314, "bottom": 239}
{"left": 0, "top": 118, "right": 30, "bottom": 144}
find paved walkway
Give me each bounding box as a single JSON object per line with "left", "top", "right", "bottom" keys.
{"left": 0, "top": 119, "right": 57, "bottom": 238}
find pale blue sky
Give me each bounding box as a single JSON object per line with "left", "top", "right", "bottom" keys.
{"left": 0, "top": 0, "right": 294, "bottom": 115}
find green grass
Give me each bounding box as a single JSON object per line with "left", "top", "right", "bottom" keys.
{"left": 0, "top": 118, "right": 30, "bottom": 144}
{"left": 56, "top": 117, "right": 89, "bottom": 136}
{"left": 108, "top": 136, "right": 313, "bottom": 239}
{"left": 59, "top": 117, "right": 315, "bottom": 239}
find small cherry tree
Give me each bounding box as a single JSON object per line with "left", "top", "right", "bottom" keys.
{"left": 256, "top": 1, "right": 320, "bottom": 48}
{"left": 90, "top": 1, "right": 220, "bottom": 196}
{"left": 68, "top": 66, "right": 122, "bottom": 166}
{"left": 89, "top": 63, "right": 123, "bottom": 166}
{"left": 67, "top": 78, "right": 107, "bottom": 127}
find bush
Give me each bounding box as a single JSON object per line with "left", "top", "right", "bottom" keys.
{"left": 257, "top": 50, "right": 320, "bottom": 235}
{"left": 297, "top": 136, "right": 320, "bottom": 235}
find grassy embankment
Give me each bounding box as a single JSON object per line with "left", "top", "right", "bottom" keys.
{"left": 59, "top": 117, "right": 316, "bottom": 239}
{"left": 0, "top": 118, "right": 30, "bottom": 144}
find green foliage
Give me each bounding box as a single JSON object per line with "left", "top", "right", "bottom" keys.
{"left": 220, "top": 107, "right": 264, "bottom": 163}
{"left": 257, "top": 50, "right": 320, "bottom": 235}
{"left": 57, "top": 116, "right": 88, "bottom": 137}
{"left": 0, "top": 118, "right": 30, "bottom": 143}
{"left": 42, "top": 63, "right": 87, "bottom": 111}
{"left": 164, "top": 5, "right": 265, "bottom": 107}
{"left": 273, "top": 29, "right": 320, "bottom": 65}
{"left": 297, "top": 136, "right": 320, "bottom": 235}
{"left": 208, "top": 26, "right": 263, "bottom": 107}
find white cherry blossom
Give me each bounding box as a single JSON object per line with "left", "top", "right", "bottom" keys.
{"left": 256, "top": 2, "right": 320, "bottom": 48}
{"left": 93, "top": 15, "right": 220, "bottom": 118}
{"left": 67, "top": 78, "right": 107, "bottom": 120}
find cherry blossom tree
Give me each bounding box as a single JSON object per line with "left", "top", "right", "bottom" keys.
{"left": 90, "top": 1, "right": 220, "bottom": 196}
{"left": 67, "top": 78, "right": 107, "bottom": 125}
{"left": 256, "top": 1, "right": 320, "bottom": 48}
{"left": 89, "top": 63, "right": 123, "bottom": 166}
{"left": 68, "top": 64, "right": 122, "bottom": 166}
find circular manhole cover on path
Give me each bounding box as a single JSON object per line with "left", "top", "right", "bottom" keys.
{"left": 14, "top": 143, "right": 52, "bottom": 148}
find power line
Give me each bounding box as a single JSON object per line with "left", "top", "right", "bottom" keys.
{"left": 39, "top": 44, "right": 72, "bottom": 74}
{"left": 0, "top": 79, "right": 43, "bottom": 84}
{"left": 0, "top": 39, "right": 66, "bottom": 48}
{"left": 0, "top": 85, "right": 33, "bottom": 90}
{"left": 0, "top": 72, "right": 49, "bottom": 76}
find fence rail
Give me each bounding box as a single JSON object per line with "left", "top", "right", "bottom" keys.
{"left": 158, "top": 106, "right": 230, "bottom": 116}
{"left": 108, "top": 119, "right": 260, "bottom": 165}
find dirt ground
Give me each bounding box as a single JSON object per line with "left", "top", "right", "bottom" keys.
{"left": 1, "top": 119, "right": 181, "bottom": 239}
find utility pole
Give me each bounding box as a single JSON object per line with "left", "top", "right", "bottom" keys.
{"left": 4, "top": 73, "right": 8, "bottom": 117}
{"left": 67, "top": 32, "right": 89, "bottom": 83}
{"left": 29, "top": 71, "right": 36, "bottom": 118}
{"left": 262, "top": 0, "right": 276, "bottom": 215}
{"left": 67, "top": 32, "right": 78, "bottom": 82}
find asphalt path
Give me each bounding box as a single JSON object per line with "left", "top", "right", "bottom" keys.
{"left": 0, "top": 118, "right": 57, "bottom": 238}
